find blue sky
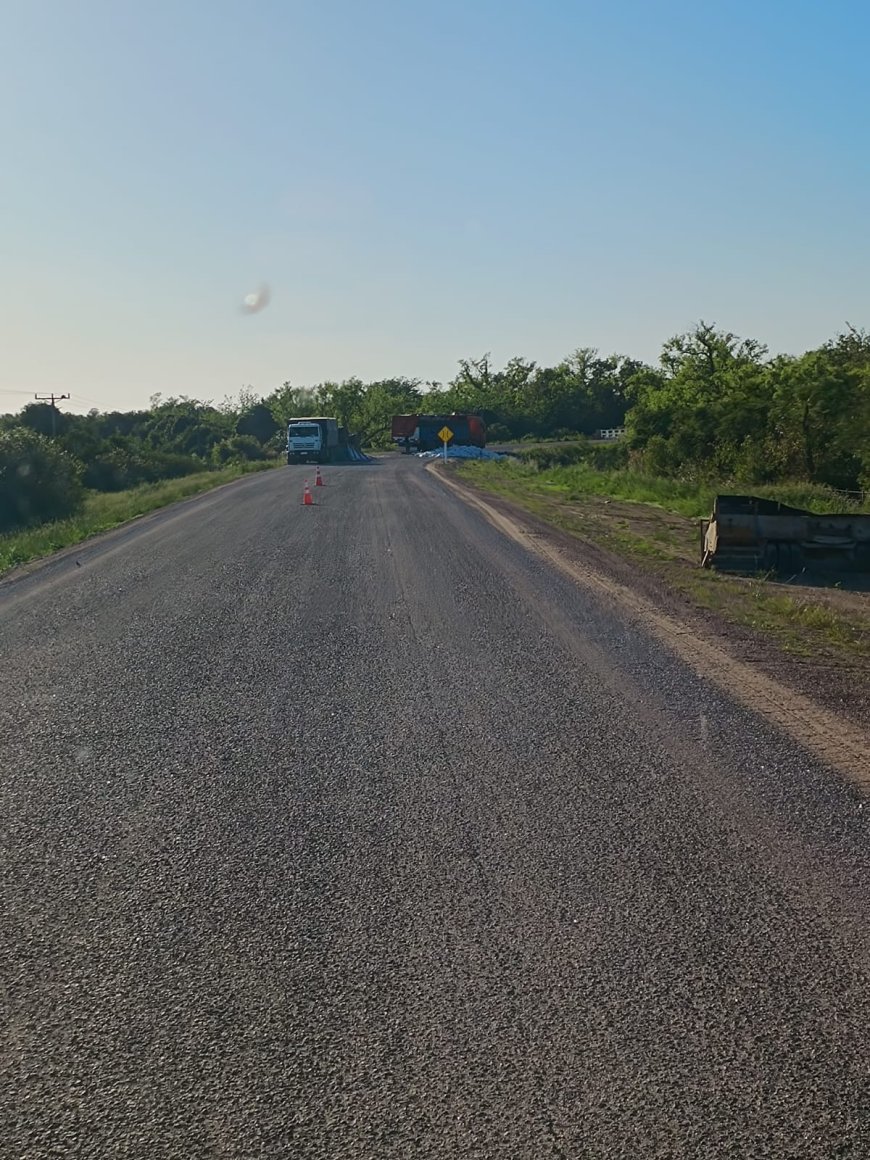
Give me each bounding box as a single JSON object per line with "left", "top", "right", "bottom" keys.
{"left": 2, "top": 0, "right": 869, "bottom": 412}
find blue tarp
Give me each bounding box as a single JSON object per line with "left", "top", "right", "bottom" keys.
{"left": 417, "top": 446, "right": 507, "bottom": 461}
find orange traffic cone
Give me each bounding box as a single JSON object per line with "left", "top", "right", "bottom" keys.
{"left": 302, "top": 480, "right": 314, "bottom": 505}
{"left": 314, "top": 465, "right": 324, "bottom": 487}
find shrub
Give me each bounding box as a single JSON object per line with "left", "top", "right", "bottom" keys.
{"left": 82, "top": 448, "right": 202, "bottom": 491}
{"left": 0, "top": 428, "right": 84, "bottom": 531}
{"left": 211, "top": 435, "right": 266, "bottom": 465}
{"left": 521, "top": 440, "right": 592, "bottom": 470}
{"left": 587, "top": 441, "right": 630, "bottom": 471}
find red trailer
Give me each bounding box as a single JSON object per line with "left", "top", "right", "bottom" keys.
{"left": 391, "top": 413, "right": 486, "bottom": 453}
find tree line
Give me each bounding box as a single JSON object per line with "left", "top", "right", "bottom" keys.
{"left": 266, "top": 322, "right": 869, "bottom": 493}
{"left": 2, "top": 321, "right": 868, "bottom": 533}
{"left": 0, "top": 391, "right": 281, "bottom": 532}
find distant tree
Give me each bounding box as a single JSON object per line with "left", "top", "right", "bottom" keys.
{"left": 767, "top": 328, "right": 870, "bottom": 489}
{"left": 317, "top": 378, "right": 367, "bottom": 429}
{"left": 235, "top": 403, "right": 278, "bottom": 443}
{"left": 625, "top": 322, "right": 771, "bottom": 478}
{"left": 263, "top": 382, "right": 321, "bottom": 426}
{"left": 18, "top": 402, "right": 70, "bottom": 438}
{"left": 353, "top": 379, "right": 423, "bottom": 444}
{"left": 522, "top": 350, "right": 634, "bottom": 437}
{"left": 433, "top": 354, "right": 536, "bottom": 435}
{"left": 218, "top": 385, "right": 260, "bottom": 415}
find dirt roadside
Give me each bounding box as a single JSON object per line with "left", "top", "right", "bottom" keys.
{"left": 432, "top": 463, "right": 870, "bottom": 793}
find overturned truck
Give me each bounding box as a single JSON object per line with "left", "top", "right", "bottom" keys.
{"left": 702, "top": 494, "right": 870, "bottom": 574}
{"left": 391, "top": 413, "right": 486, "bottom": 453}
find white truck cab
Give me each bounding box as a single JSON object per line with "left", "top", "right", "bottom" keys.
{"left": 286, "top": 417, "right": 339, "bottom": 465}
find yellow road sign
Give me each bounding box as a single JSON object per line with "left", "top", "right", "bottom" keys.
{"left": 438, "top": 426, "right": 453, "bottom": 443}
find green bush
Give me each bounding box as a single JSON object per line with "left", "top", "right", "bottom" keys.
{"left": 83, "top": 448, "right": 202, "bottom": 491}
{"left": 521, "top": 440, "right": 593, "bottom": 469}
{"left": 587, "top": 441, "right": 630, "bottom": 471}
{"left": 211, "top": 435, "right": 266, "bottom": 465}
{"left": 0, "top": 428, "right": 84, "bottom": 532}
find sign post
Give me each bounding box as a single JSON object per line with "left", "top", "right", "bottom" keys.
{"left": 438, "top": 425, "right": 453, "bottom": 462}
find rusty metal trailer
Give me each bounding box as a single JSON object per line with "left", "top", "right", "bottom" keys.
{"left": 701, "top": 494, "right": 870, "bottom": 574}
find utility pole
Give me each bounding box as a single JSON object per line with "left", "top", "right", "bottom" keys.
{"left": 34, "top": 393, "right": 70, "bottom": 437}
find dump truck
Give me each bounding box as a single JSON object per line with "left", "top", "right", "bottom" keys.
{"left": 286, "top": 418, "right": 339, "bottom": 464}
{"left": 701, "top": 494, "right": 870, "bottom": 574}
{"left": 391, "top": 413, "right": 486, "bottom": 453}
{"left": 286, "top": 417, "right": 374, "bottom": 464}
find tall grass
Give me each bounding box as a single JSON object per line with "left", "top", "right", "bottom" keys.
{"left": 0, "top": 461, "right": 277, "bottom": 576}
{"left": 465, "top": 460, "right": 870, "bottom": 520}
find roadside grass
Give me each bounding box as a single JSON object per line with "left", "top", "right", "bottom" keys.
{"left": 475, "top": 458, "right": 870, "bottom": 519}
{"left": 0, "top": 461, "right": 278, "bottom": 577}
{"left": 682, "top": 571, "right": 867, "bottom": 659}
{"left": 455, "top": 460, "right": 870, "bottom": 662}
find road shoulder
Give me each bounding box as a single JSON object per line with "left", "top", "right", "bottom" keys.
{"left": 432, "top": 462, "right": 870, "bottom": 793}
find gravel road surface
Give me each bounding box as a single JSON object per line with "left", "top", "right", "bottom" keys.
{"left": 2, "top": 457, "right": 869, "bottom": 1158}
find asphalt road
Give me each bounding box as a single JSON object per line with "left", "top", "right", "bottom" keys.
{"left": 2, "top": 457, "right": 869, "bottom": 1159}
